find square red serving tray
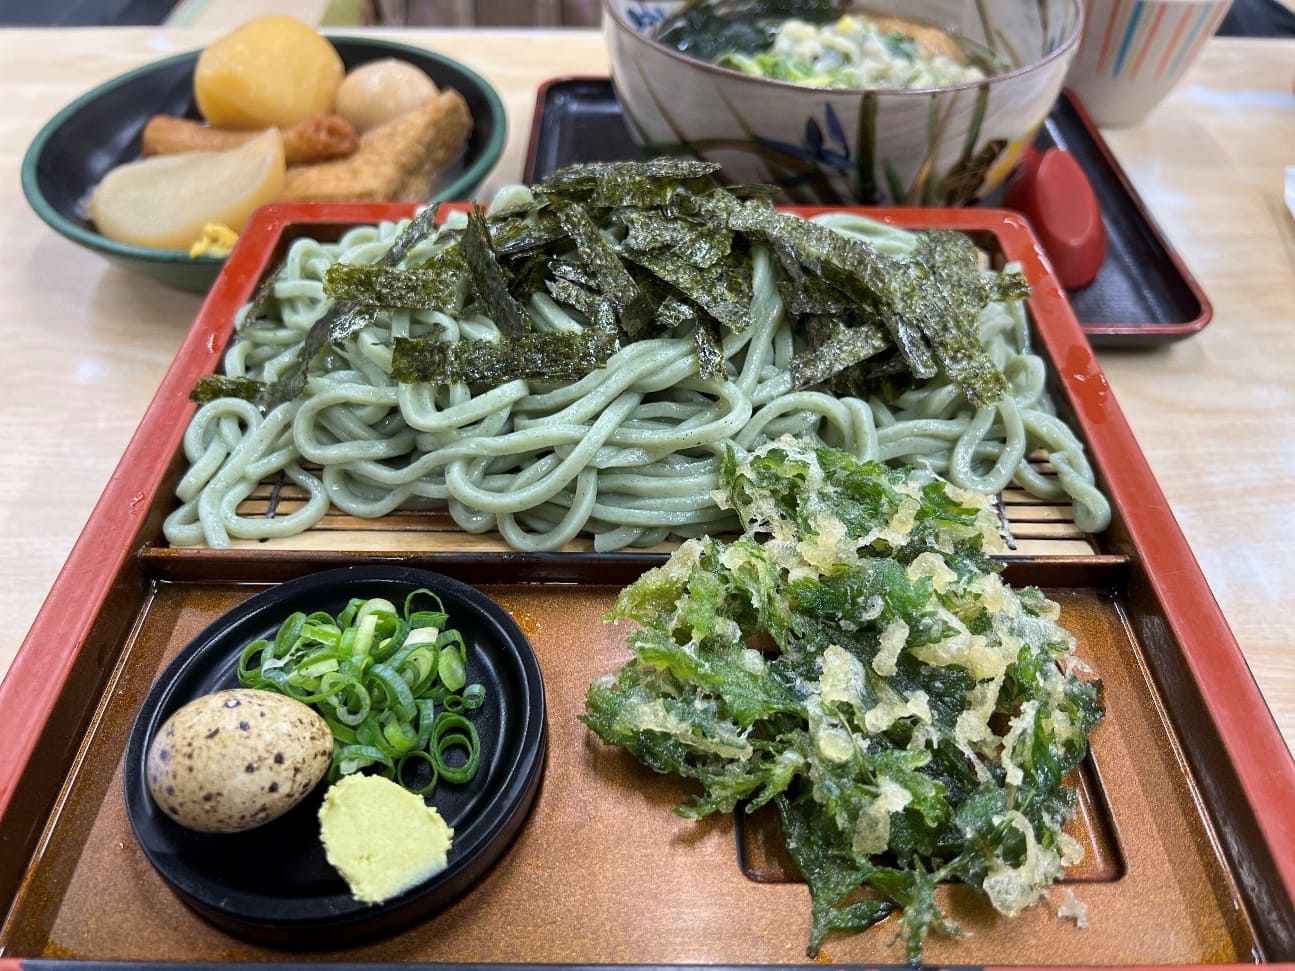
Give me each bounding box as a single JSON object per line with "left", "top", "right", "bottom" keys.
{"left": 0, "top": 202, "right": 1291, "bottom": 969}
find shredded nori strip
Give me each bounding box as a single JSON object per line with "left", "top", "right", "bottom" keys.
{"left": 658, "top": 296, "right": 699, "bottom": 332}
{"left": 790, "top": 316, "right": 890, "bottom": 389}
{"left": 768, "top": 237, "right": 850, "bottom": 316}
{"left": 539, "top": 159, "right": 721, "bottom": 209}
{"left": 897, "top": 232, "right": 1009, "bottom": 404}
{"left": 487, "top": 208, "right": 565, "bottom": 258}
{"left": 545, "top": 277, "right": 603, "bottom": 320}
{"left": 548, "top": 258, "right": 600, "bottom": 290}
{"left": 550, "top": 158, "right": 721, "bottom": 182}
{"left": 253, "top": 203, "right": 443, "bottom": 410}
{"left": 826, "top": 350, "right": 914, "bottom": 400}
{"left": 678, "top": 189, "right": 1012, "bottom": 403}
{"left": 678, "top": 189, "right": 938, "bottom": 376}
{"left": 323, "top": 248, "right": 468, "bottom": 314}
{"left": 507, "top": 251, "right": 553, "bottom": 303}
{"left": 190, "top": 374, "right": 263, "bottom": 404}
{"left": 238, "top": 263, "right": 282, "bottom": 329}
{"left": 623, "top": 248, "right": 753, "bottom": 333}
{"left": 694, "top": 317, "right": 726, "bottom": 380}
{"left": 384, "top": 203, "right": 443, "bottom": 265}
{"left": 391, "top": 328, "right": 619, "bottom": 386}
{"left": 620, "top": 209, "right": 734, "bottom": 268}
{"left": 990, "top": 267, "right": 1031, "bottom": 302}
{"left": 550, "top": 199, "right": 655, "bottom": 335}
{"left": 461, "top": 204, "right": 530, "bottom": 336}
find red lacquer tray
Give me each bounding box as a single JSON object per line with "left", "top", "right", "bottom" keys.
{"left": 0, "top": 202, "right": 1292, "bottom": 969}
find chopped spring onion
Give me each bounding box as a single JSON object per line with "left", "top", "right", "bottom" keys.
{"left": 238, "top": 588, "right": 486, "bottom": 796}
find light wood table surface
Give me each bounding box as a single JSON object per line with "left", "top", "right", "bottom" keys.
{"left": 0, "top": 28, "right": 1292, "bottom": 758}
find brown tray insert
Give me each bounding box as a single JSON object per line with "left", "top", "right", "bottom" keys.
{"left": 1, "top": 567, "right": 1255, "bottom": 965}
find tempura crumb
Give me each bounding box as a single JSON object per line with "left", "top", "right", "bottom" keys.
{"left": 1057, "top": 888, "right": 1090, "bottom": 928}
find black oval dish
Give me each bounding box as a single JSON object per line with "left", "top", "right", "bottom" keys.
{"left": 124, "top": 565, "right": 546, "bottom": 948}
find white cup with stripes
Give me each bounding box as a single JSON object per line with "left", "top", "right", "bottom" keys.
{"left": 1066, "top": 0, "right": 1234, "bottom": 126}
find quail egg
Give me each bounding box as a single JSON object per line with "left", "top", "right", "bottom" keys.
{"left": 145, "top": 687, "right": 333, "bottom": 833}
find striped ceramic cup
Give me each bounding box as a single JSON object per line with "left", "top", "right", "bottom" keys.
{"left": 1067, "top": 0, "right": 1234, "bottom": 126}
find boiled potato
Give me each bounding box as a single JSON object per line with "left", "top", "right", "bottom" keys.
{"left": 88, "top": 129, "right": 285, "bottom": 251}
{"left": 335, "top": 58, "right": 439, "bottom": 133}
{"left": 194, "top": 15, "right": 344, "bottom": 130}
{"left": 145, "top": 687, "right": 333, "bottom": 833}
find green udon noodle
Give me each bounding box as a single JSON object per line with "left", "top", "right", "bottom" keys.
{"left": 162, "top": 195, "right": 1110, "bottom": 552}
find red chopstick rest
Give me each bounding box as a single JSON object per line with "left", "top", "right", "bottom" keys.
{"left": 1003, "top": 146, "right": 1107, "bottom": 290}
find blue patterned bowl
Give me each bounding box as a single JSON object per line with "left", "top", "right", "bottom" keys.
{"left": 602, "top": 0, "right": 1082, "bottom": 206}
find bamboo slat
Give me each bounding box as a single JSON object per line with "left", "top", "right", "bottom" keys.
{"left": 209, "top": 460, "right": 1102, "bottom": 556}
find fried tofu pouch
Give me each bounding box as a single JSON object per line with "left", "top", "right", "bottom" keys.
{"left": 142, "top": 113, "right": 359, "bottom": 165}
{"left": 280, "top": 88, "right": 472, "bottom": 202}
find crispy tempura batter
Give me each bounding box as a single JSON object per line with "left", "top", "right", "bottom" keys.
{"left": 280, "top": 88, "right": 472, "bottom": 202}
{"left": 141, "top": 113, "right": 360, "bottom": 165}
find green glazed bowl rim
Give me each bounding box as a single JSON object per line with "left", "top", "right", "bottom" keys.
{"left": 20, "top": 35, "right": 508, "bottom": 269}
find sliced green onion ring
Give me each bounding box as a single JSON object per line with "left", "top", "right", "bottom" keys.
{"left": 462, "top": 683, "right": 487, "bottom": 710}
{"left": 432, "top": 712, "right": 481, "bottom": 784}
{"left": 397, "top": 749, "right": 441, "bottom": 796}
{"left": 239, "top": 588, "right": 489, "bottom": 798}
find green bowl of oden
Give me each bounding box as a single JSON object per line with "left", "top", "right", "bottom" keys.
{"left": 21, "top": 18, "right": 506, "bottom": 292}
{"left": 602, "top": 0, "right": 1082, "bottom": 206}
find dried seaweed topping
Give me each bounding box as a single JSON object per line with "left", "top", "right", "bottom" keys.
{"left": 254, "top": 203, "right": 443, "bottom": 410}
{"left": 323, "top": 248, "right": 468, "bottom": 314}
{"left": 206, "top": 162, "right": 1033, "bottom": 408}
{"left": 543, "top": 158, "right": 720, "bottom": 188}
{"left": 990, "top": 266, "right": 1031, "bottom": 302}
{"left": 825, "top": 349, "right": 915, "bottom": 400}
{"left": 770, "top": 238, "right": 852, "bottom": 316}
{"left": 391, "top": 327, "right": 619, "bottom": 387}
{"left": 623, "top": 248, "right": 754, "bottom": 333}
{"left": 487, "top": 208, "right": 565, "bottom": 258}
{"left": 619, "top": 208, "right": 684, "bottom": 253}
{"left": 550, "top": 199, "right": 655, "bottom": 335}
{"left": 238, "top": 262, "right": 282, "bottom": 330}
{"left": 620, "top": 209, "right": 734, "bottom": 269}
{"left": 461, "top": 204, "right": 530, "bottom": 337}
{"left": 898, "top": 232, "right": 1009, "bottom": 405}
{"left": 694, "top": 316, "right": 726, "bottom": 380}
{"left": 506, "top": 251, "right": 552, "bottom": 303}
{"left": 679, "top": 188, "right": 1014, "bottom": 403}
{"left": 678, "top": 189, "right": 937, "bottom": 375}
{"left": 189, "top": 374, "right": 263, "bottom": 404}
{"left": 384, "top": 203, "right": 442, "bottom": 265}
{"left": 539, "top": 159, "right": 722, "bottom": 209}
{"left": 545, "top": 276, "right": 603, "bottom": 320}
{"left": 724, "top": 182, "right": 782, "bottom": 201}
{"left": 790, "top": 316, "right": 890, "bottom": 389}
{"left": 548, "top": 258, "right": 600, "bottom": 290}
{"left": 657, "top": 295, "right": 699, "bottom": 333}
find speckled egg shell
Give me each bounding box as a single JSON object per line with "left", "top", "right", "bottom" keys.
{"left": 145, "top": 688, "right": 333, "bottom": 834}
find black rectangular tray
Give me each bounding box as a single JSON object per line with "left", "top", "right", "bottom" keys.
{"left": 524, "top": 77, "right": 1211, "bottom": 348}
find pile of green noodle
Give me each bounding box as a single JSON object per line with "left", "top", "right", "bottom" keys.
{"left": 162, "top": 186, "right": 1109, "bottom": 552}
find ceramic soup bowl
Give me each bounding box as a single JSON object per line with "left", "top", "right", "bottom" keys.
{"left": 602, "top": 0, "right": 1083, "bottom": 205}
